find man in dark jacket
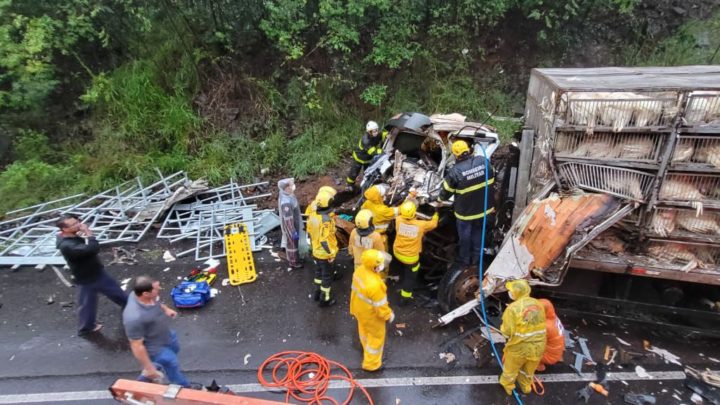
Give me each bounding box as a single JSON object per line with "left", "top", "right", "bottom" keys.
{"left": 346, "top": 120, "right": 387, "bottom": 191}
{"left": 438, "top": 140, "right": 496, "bottom": 267}
{"left": 56, "top": 214, "right": 127, "bottom": 335}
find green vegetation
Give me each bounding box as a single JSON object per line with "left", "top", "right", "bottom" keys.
{"left": 624, "top": 11, "right": 720, "bottom": 66}
{"left": 0, "top": 0, "right": 717, "bottom": 213}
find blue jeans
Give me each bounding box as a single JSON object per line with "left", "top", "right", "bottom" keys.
{"left": 456, "top": 219, "right": 480, "bottom": 266}
{"left": 77, "top": 270, "right": 127, "bottom": 333}
{"left": 149, "top": 330, "right": 190, "bottom": 387}
{"left": 456, "top": 216, "right": 494, "bottom": 266}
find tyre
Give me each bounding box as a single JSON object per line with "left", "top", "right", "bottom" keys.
{"left": 437, "top": 265, "right": 481, "bottom": 313}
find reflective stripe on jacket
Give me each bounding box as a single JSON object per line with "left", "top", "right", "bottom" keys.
{"left": 501, "top": 295, "right": 547, "bottom": 352}
{"left": 393, "top": 214, "right": 438, "bottom": 264}
{"left": 308, "top": 212, "right": 338, "bottom": 260}
{"left": 348, "top": 229, "right": 386, "bottom": 267}
{"left": 439, "top": 155, "right": 496, "bottom": 220}
{"left": 350, "top": 265, "right": 393, "bottom": 322}
{"left": 352, "top": 130, "right": 387, "bottom": 164}
{"left": 361, "top": 187, "right": 398, "bottom": 234}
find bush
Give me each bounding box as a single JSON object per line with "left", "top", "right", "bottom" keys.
{"left": 0, "top": 160, "right": 78, "bottom": 213}
{"left": 12, "top": 130, "right": 53, "bottom": 161}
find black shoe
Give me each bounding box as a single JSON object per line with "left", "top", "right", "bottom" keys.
{"left": 78, "top": 323, "right": 103, "bottom": 336}
{"left": 312, "top": 289, "right": 321, "bottom": 301}
{"left": 318, "top": 298, "right": 337, "bottom": 308}
{"left": 399, "top": 297, "right": 411, "bottom": 307}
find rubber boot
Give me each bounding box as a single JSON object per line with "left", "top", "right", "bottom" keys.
{"left": 318, "top": 288, "right": 336, "bottom": 307}
{"left": 312, "top": 286, "right": 321, "bottom": 301}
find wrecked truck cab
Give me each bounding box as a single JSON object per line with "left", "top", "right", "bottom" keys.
{"left": 353, "top": 112, "right": 506, "bottom": 310}
{"left": 360, "top": 112, "right": 501, "bottom": 206}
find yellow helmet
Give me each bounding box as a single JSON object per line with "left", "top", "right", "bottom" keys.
{"left": 399, "top": 200, "right": 417, "bottom": 219}
{"left": 451, "top": 140, "right": 470, "bottom": 157}
{"left": 505, "top": 279, "right": 531, "bottom": 301}
{"left": 316, "top": 191, "right": 334, "bottom": 209}
{"left": 361, "top": 249, "right": 385, "bottom": 270}
{"left": 355, "top": 209, "right": 373, "bottom": 229}
{"left": 318, "top": 186, "right": 337, "bottom": 198}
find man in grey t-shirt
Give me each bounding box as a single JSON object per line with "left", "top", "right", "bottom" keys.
{"left": 122, "top": 276, "right": 189, "bottom": 387}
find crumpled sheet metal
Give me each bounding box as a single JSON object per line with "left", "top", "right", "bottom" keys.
{"left": 484, "top": 192, "right": 618, "bottom": 294}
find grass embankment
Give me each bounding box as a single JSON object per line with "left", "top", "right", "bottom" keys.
{"left": 5, "top": 9, "right": 718, "bottom": 214}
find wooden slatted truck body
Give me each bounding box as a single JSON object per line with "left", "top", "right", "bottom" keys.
{"left": 439, "top": 66, "right": 720, "bottom": 324}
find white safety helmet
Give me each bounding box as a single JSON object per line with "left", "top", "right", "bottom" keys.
{"left": 366, "top": 121, "right": 379, "bottom": 133}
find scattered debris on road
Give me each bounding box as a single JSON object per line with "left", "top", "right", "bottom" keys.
{"left": 617, "top": 337, "right": 632, "bottom": 346}
{"left": 439, "top": 352, "right": 456, "bottom": 363}
{"left": 163, "top": 250, "right": 176, "bottom": 262}
{"left": 109, "top": 247, "right": 137, "bottom": 266}
{"left": 646, "top": 344, "right": 682, "bottom": 366}
{"left": 624, "top": 392, "right": 656, "bottom": 405}
{"left": 635, "top": 366, "right": 653, "bottom": 379}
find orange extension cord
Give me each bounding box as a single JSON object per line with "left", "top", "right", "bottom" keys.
{"left": 258, "top": 351, "right": 374, "bottom": 405}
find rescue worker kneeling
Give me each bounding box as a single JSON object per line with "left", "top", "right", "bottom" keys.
{"left": 307, "top": 191, "right": 339, "bottom": 307}
{"left": 536, "top": 298, "right": 565, "bottom": 372}
{"left": 499, "top": 279, "right": 546, "bottom": 396}
{"left": 350, "top": 249, "right": 395, "bottom": 372}
{"left": 393, "top": 201, "right": 438, "bottom": 305}
{"left": 349, "top": 209, "right": 386, "bottom": 272}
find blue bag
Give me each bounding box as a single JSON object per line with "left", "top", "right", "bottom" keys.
{"left": 171, "top": 281, "right": 211, "bottom": 308}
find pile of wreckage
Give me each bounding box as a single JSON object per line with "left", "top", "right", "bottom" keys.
{"left": 0, "top": 170, "right": 279, "bottom": 269}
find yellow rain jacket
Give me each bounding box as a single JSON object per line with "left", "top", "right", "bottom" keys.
{"left": 304, "top": 202, "right": 317, "bottom": 218}
{"left": 308, "top": 212, "right": 338, "bottom": 260}
{"left": 348, "top": 229, "right": 386, "bottom": 268}
{"left": 393, "top": 213, "right": 438, "bottom": 264}
{"left": 350, "top": 264, "right": 393, "bottom": 371}
{"left": 361, "top": 187, "right": 398, "bottom": 235}
{"left": 499, "top": 279, "right": 546, "bottom": 395}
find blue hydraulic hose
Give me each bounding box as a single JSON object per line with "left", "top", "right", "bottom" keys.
{"left": 477, "top": 144, "right": 524, "bottom": 405}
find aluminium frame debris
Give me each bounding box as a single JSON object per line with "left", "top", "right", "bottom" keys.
{"left": 0, "top": 170, "right": 190, "bottom": 267}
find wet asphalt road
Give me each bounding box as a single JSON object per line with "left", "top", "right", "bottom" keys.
{"left": 1, "top": 243, "right": 719, "bottom": 404}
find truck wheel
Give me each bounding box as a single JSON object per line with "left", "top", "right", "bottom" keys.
{"left": 437, "top": 265, "right": 481, "bottom": 313}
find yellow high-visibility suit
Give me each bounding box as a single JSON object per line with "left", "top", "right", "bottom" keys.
{"left": 307, "top": 211, "right": 338, "bottom": 303}
{"left": 350, "top": 263, "right": 393, "bottom": 371}
{"left": 307, "top": 212, "right": 337, "bottom": 260}
{"left": 348, "top": 229, "right": 386, "bottom": 268}
{"left": 499, "top": 280, "right": 546, "bottom": 395}
{"left": 361, "top": 187, "right": 398, "bottom": 244}
{"left": 393, "top": 213, "right": 438, "bottom": 299}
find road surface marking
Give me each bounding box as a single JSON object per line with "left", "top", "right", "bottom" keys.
{"left": 0, "top": 370, "right": 706, "bottom": 403}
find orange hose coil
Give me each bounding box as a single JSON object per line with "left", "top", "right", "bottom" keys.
{"left": 258, "top": 351, "right": 374, "bottom": 405}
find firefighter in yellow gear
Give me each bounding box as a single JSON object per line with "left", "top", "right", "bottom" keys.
{"left": 304, "top": 186, "right": 337, "bottom": 218}
{"left": 350, "top": 249, "right": 394, "bottom": 371}
{"left": 361, "top": 185, "right": 398, "bottom": 247}
{"left": 302, "top": 186, "right": 336, "bottom": 260}
{"left": 348, "top": 209, "right": 386, "bottom": 271}
{"left": 393, "top": 201, "right": 438, "bottom": 305}
{"left": 307, "top": 191, "right": 339, "bottom": 307}
{"left": 499, "top": 279, "right": 546, "bottom": 396}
